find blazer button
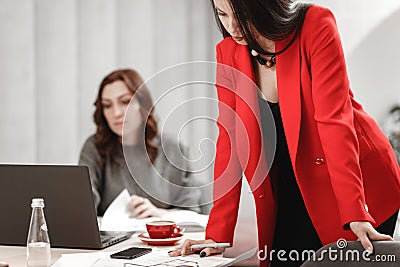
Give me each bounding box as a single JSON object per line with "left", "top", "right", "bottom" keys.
{"left": 315, "top": 158, "right": 325, "bottom": 165}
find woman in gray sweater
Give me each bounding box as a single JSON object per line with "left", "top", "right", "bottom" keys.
{"left": 79, "top": 69, "right": 201, "bottom": 216}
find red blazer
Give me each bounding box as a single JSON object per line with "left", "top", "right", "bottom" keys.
{"left": 205, "top": 5, "right": 400, "bottom": 265}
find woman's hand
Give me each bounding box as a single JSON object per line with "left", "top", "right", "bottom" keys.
{"left": 128, "top": 195, "right": 167, "bottom": 218}
{"left": 168, "top": 239, "right": 226, "bottom": 257}
{"left": 349, "top": 221, "right": 394, "bottom": 253}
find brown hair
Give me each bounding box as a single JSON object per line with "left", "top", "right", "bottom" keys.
{"left": 93, "top": 69, "right": 158, "bottom": 165}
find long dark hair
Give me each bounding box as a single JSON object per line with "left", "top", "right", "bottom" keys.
{"left": 210, "top": 0, "right": 310, "bottom": 56}
{"left": 93, "top": 69, "right": 159, "bottom": 165}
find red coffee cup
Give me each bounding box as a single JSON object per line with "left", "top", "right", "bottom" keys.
{"left": 145, "top": 220, "right": 181, "bottom": 239}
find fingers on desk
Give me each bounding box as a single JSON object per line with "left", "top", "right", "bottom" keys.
{"left": 168, "top": 239, "right": 225, "bottom": 258}
{"left": 168, "top": 239, "right": 203, "bottom": 257}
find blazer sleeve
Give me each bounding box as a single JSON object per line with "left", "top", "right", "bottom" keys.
{"left": 308, "top": 7, "right": 375, "bottom": 227}
{"left": 205, "top": 42, "right": 243, "bottom": 244}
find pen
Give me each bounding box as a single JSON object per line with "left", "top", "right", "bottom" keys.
{"left": 189, "top": 243, "right": 231, "bottom": 250}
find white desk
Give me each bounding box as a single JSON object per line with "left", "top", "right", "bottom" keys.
{"left": 0, "top": 232, "right": 259, "bottom": 267}
{"left": 0, "top": 232, "right": 204, "bottom": 267}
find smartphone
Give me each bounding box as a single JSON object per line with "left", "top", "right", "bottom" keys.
{"left": 110, "top": 247, "right": 152, "bottom": 259}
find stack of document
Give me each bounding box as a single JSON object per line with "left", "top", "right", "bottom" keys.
{"left": 53, "top": 249, "right": 235, "bottom": 267}
{"left": 100, "top": 189, "right": 208, "bottom": 232}
{"left": 162, "top": 210, "right": 208, "bottom": 232}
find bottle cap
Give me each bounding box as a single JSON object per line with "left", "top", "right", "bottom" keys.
{"left": 31, "top": 198, "right": 45, "bottom": 208}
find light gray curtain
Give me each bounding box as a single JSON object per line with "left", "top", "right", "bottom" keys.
{"left": 0, "top": 0, "right": 220, "bottom": 164}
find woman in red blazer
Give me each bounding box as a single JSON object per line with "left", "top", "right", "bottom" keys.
{"left": 170, "top": 0, "right": 400, "bottom": 266}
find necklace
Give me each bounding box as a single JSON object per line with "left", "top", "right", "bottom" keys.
{"left": 251, "top": 49, "right": 276, "bottom": 68}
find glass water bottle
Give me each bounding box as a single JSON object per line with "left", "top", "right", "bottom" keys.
{"left": 27, "top": 198, "right": 51, "bottom": 267}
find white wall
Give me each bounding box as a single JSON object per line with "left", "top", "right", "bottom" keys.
{"left": 313, "top": 0, "right": 400, "bottom": 125}
{"left": 0, "top": 0, "right": 36, "bottom": 162}
{"left": 0, "top": 0, "right": 220, "bottom": 164}
{"left": 0, "top": 0, "right": 220, "bottom": 214}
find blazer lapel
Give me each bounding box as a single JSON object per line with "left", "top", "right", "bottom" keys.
{"left": 233, "top": 45, "right": 270, "bottom": 191}
{"left": 276, "top": 37, "right": 301, "bottom": 164}
{"left": 230, "top": 38, "right": 302, "bottom": 188}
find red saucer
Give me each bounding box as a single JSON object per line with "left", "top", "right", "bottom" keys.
{"left": 137, "top": 232, "right": 183, "bottom": 246}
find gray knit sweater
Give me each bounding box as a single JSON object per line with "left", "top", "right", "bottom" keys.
{"left": 79, "top": 135, "right": 201, "bottom": 215}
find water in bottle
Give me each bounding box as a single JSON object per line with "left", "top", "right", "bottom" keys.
{"left": 27, "top": 198, "right": 51, "bottom": 267}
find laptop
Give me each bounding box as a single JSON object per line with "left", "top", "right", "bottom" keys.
{"left": 0, "top": 164, "right": 133, "bottom": 249}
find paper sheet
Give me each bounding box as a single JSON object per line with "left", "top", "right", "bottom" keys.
{"left": 162, "top": 210, "right": 208, "bottom": 227}
{"left": 100, "top": 189, "right": 156, "bottom": 232}
{"left": 129, "top": 250, "right": 234, "bottom": 267}
{"left": 100, "top": 189, "right": 209, "bottom": 232}
{"left": 52, "top": 252, "right": 112, "bottom": 267}
{"left": 52, "top": 249, "right": 234, "bottom": 267}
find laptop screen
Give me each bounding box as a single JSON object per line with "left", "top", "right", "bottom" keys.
{"left": 0, "top": 164, "right": 107, "bottom": 249}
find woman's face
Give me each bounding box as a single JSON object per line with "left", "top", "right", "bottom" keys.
{"left": 214, "top": 0, "right": 247, "bottom": 45}
{"left": 101, "top": 80, "right": 142, "bottom": 138}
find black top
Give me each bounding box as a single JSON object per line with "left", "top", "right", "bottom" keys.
{"left": 257, "top": 96, "right": 300, "bottom": 201}
{"left": 257, "top": 96, "right": 322, "bottom": 266}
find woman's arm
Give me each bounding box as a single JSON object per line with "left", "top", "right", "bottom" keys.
{"left": 170, "top": 42, "right": 244, "bottom": 257}
{"left": 205, "top": 42, "right": 243, "bottom": 245}
{"left": 308, "top": 7, "right": 391, "bottom": 251}
{"left": 309, "top": 6, "right": 373, "bottom": 227}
